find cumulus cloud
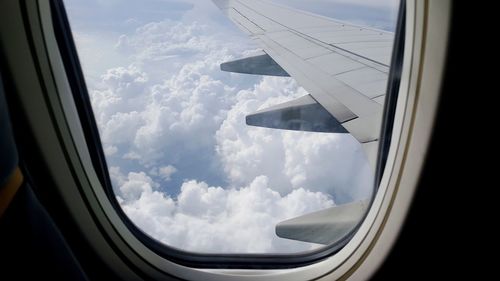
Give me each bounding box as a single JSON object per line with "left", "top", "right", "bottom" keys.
{"left": 158, "top": 165, "right": 178, "bottom": 181}
{"left": 86, "top": 21, "right": 255, "bottom": 191}
{"left": 113, "top": 168, "right": 334, "bottom": 253}
{"left": 69, "top": 0, "right": 378, "bottom": 253}
{"left": 215, "top": 77, "right": 372, "bottom": 202}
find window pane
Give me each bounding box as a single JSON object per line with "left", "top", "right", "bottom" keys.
{"left": 63, "top": 0, "right": 400, "bottom": 254}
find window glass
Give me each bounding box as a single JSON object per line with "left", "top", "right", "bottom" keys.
{"left": 63, "top": 0, "right": 400, "bottom": 254}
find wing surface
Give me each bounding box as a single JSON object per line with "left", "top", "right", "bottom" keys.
{"left": 213, "top": 0, "right": 394, "bottom": 165}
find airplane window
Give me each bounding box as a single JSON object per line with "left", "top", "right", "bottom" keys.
{"left": 61, "top": 0, "right": 401, "bottom": 257}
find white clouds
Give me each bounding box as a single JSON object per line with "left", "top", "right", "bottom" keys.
{"left": 158, "top": 165, "right": 178, "bottom": 181}
{"left": 69, "top": 0, "right": 377, "bottom": 253}
{"left": 117, "top": 171, "right": 159, "bottom": 201}
{"left": 90, "top": 65, "right": 149, "bottom": 137}
{"left": 215, "top": 77, "right": 372, "bottom": 201}
{"left": 177, "top": 180, "right": 226, "bottom": 216}
{"left": 147, "top": 165, "right": 179, "bottom": 181}
{"left": 215, "top": 77, "right": 305, "bottom": 192}
{"left": 115, "top": 21, "right": 216, "bottom": 63}
{"left": 281, "top": 132, "right": 372, "bottom": 203}
{"left": 89, "top": 21, "right": 250, "bottom": 172}
{"left": 86, "top": 18, "right": 372, "bottom": 252}
{"left": 103, "top": 145, "right": 118, "bottom": 156}
{"left": 116, "top": 169, "right": 334, "bottom": 253}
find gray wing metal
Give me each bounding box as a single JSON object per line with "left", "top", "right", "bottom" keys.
{"left": 246, "top": 94, "right": 348, "bottom": 133}
{"left": 276, "top": 200, "right": 369, "bottom": 245}
{"left": 221, "top": 52, "right": 289, "bottom": 76}
{"left": 213, "top": 0, "right": 394, "bottom": 167}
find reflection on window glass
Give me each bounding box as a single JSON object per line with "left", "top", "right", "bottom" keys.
{"left": 63, "top": 0, "right": 399, "bottom": 253}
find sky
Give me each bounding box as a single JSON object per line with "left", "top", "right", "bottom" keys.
{"left": 63, "top": 0, "right": 399, "bottom": 253}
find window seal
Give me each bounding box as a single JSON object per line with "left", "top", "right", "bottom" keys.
{"left": 376, "top": 0, "right": 407, "bottom": 186}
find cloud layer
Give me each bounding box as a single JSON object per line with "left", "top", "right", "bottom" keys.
{"left": 113, "top": 168, "right": 334, "bottom": 253}
{"left": 69, "top": 0, "right": 376, "bottom": 253}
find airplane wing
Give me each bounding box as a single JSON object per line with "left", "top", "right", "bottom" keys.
{"left": 213, "top": 0, "right": 394, "bottom": 245}
{"left": 213, "top": 0, "right": 394, "bottom": 167}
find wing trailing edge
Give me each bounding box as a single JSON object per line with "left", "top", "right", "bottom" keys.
{"left": 276, "top": 200, "right": 369, "bottom": 245}
{"left": 221, "top": 52, "right": 290, "bottom": 77}
{"left": 246, "top": 94, "right": 348, "bottom": 133}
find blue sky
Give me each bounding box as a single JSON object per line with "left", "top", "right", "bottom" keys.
{"left": 64, "top": 0, "right": 399, "bottom": 253}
